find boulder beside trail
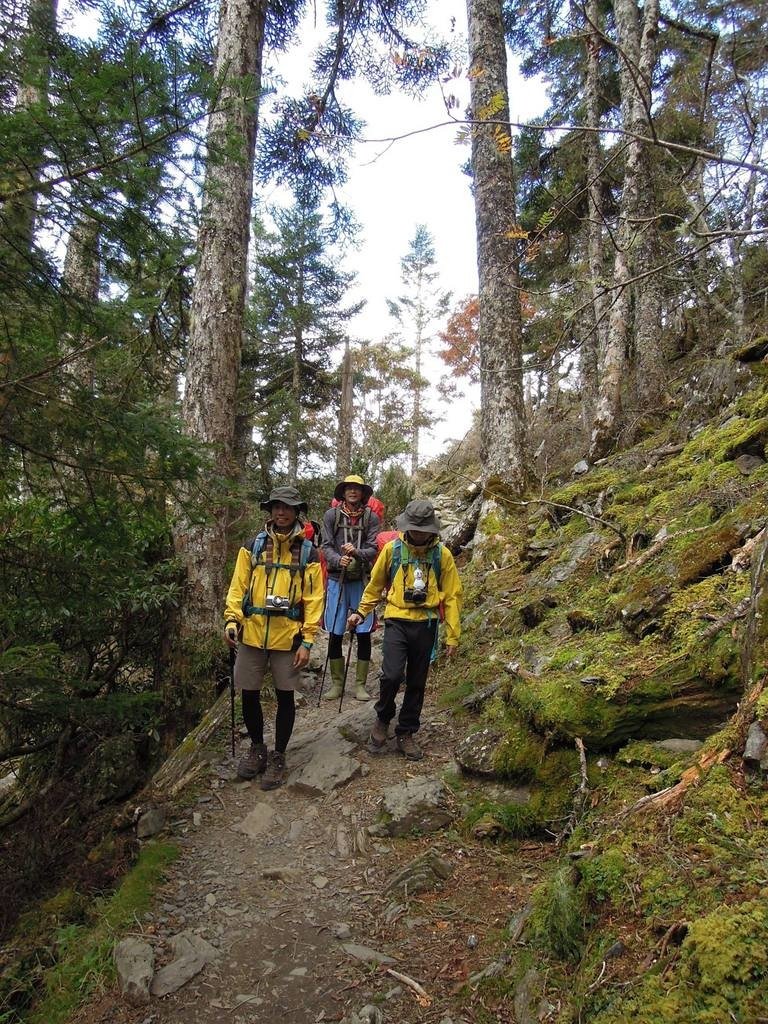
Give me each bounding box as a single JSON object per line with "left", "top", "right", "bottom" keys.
{"left": 455, "top": 728, "right": 503, "bottom": 777}
{"left": 114, "top": 937, "right": 154, "bottom": 1006}
{"left": 370, "top": 776, "right": 453, "bottom": 837}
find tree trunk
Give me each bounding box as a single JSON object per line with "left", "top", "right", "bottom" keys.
{"left": 0, "top": 0, "right": 58, "bottom": 425}
{"left": 336, "top": 338, "right": 353, "bottom": 477}
{"left": 62, "top": 217, "right": 100, "bottom": 391}
{"left": 582, "top": 0, "right": 605, "bottom": 422}
{"left": 174, "top": 0, "right": 268, "bottom": 641}
{"left": 466, "top": 0, "right": 526, "bottom": 496}
{"left": 589, "top": 0, "right": 660, "bottom": 460}
{"left": 288, "top": 323, "right": 301, "bottom": 485}
{"left": 632, "top": 0, "right": 664, "bottom": 407}
{"left": 412, "top": 314, "right": 422, "bottom": 476}
{"left": 9, "top": 0, "right": 58, "bottom": 254}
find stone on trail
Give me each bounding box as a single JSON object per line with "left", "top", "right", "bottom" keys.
{"left": 150, "top": 952, "right": 207, "bottom": 997}
{"left": 170, "top": 930, "right": 220, "bottom": 964}
{"left": 341, "top": 942, "right": 396, "bottom": 965}
{"left": 233, "top": 802, "right": 277, "bottom": 837}
{"left": 289, "top": 736, "right": 362, "bottom": 796}
{"left": 114, "top": 936, "right": 154, "bottom": 1006}
{"left": 382, "top": 847, "right": 452, "bottom": 899}
{"left": 370, "top": 777, "right": 453, "bottom": 837}
{"left": 343, "top": 1007, "right": 384, "bottom": 1024}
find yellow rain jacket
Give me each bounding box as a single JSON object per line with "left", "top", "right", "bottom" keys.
{"left": 224, "top": 522, "right": 324, "bottom": 650}
{"left": 356, "top": 535, "right": 463, "bottom": 647}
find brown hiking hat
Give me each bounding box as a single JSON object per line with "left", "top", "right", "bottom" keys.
{"left": 259, "top": 486, "right": 308, "bottom": 513}
{"left": 396, "top": 499, "right": 442, "bottom": 535}
{"left": 333, "top": 474, "right": 373, "bottom": 503}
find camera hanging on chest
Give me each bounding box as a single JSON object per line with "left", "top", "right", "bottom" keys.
{"left": 241, "top": 533, "right": 310, "bottom": 620}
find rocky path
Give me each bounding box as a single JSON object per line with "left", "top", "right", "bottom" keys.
{"left": 76, "top": 639, "right": 547, "bottom": 1024}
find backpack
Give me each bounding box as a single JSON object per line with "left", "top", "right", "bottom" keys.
{"left": 375, "top": 529, "right": 399, "bottom": 553}
{"left": 241, "top": 531, "right": 314, "bottom": 620}
{"left": 302, "top": 518, "right": 328, "bottom": 587}
{"left": 330, "top": 494, "right": 385, "bottom": 523}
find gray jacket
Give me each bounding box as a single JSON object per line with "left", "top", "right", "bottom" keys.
{"left": 321, "top": 506, "right": 381, "bottom": 578}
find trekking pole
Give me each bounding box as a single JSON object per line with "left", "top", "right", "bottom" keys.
{"left": 316, "top": 564, "right": 347, "bottom": 706}
{"left": 338, "top": 626, "right": 356, "bottom": 714}
{"left": 229, "top": 644, "right": 236, "bottom": 758}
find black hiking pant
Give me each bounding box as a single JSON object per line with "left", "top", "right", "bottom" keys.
{"left": 375, "top": 617, "right": 437, "bottom": 735}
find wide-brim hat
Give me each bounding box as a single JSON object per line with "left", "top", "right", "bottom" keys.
{"left": 259, "top": 485, "right": 308, "bottom": 513}
{"left": 396, "top": 499, "right": 442, "bottom": 535}
{"left": 333, "top": 474, "right": 373, "bottom": 503}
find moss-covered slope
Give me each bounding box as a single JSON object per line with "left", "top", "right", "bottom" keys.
{"left": 445, "top": 381, "right": 768, "bottom": 1022}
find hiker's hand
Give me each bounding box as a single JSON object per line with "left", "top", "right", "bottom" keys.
{"left": 341, "top": 542, "right": 356, "bottom": 555}
{"left": 445, "top": 645, "right": 458, "bottom": 659}
{"left": 347, "top": 612, "right": 362, "bottom": 630}
{"left": 225, "top": 626, "right": 238, "bottom": 648}
{"left": 340, "top": 554, "right": 353, "bottom": 567}
{"left": 293, "top": 645, "right": 310, "bottom": 669}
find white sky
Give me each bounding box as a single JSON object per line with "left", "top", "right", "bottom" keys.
{"left": 61, "top": 0, "right": 547, "bottom": 463}
{"left": 275, "top": 0, "right": 547, "bottom": 461}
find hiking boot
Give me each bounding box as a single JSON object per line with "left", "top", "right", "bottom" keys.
{"left": 367, "top": 718, "right": 387, "bottom": 754}
{"left": 397, "top": 733, "right": 423, "bottom": 761}
{"left": 237, "top": 742, "right": 267, "bottom": 780}
{"left": 260, "top": 750, "right": 286, "bottom": 790}
{"left": 353, "top": 660, "right": 371, "bottom": 701}
{"left": 323, "top": 658, "right": 344, "bottom": 700}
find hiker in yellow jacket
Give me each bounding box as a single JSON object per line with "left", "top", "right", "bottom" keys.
{"left": 347, "top": 499, "right": 462, "bottom": 761}
{"left": 224, "top": 486, "right": 324, "bottom": 789}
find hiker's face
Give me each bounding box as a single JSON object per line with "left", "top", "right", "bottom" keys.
{"left": 408, "top": 529, "right": 433, "bottom": 547}
{"left": 344, "top": 485, "right": 363, "bottom": 505}
{"left": 271, "top": 502, "right": 298, "bottom": 530}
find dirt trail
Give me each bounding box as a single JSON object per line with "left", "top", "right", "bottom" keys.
{"left": 75, "top": 636, "right": 547, "bottom": 1024}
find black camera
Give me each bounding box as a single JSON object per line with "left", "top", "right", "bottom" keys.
{"left": 265, "top": 594, "right": 290, "bottom": 610}
{"left": 404, "top": 588, "right": 427, "bottom": 604}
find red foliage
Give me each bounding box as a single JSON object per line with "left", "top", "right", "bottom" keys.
{"left": 438, "top": 296, "right": 479, "bottom": 382}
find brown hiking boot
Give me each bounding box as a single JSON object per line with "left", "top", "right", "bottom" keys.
{"left": 237, "top": 742, "right": 267, "bottom": 779}
{"left": 397, "top": 733, "right": 423, "bottom": 761}
{"left": 260, "top": 750, "right": 286, "bottom": 790}
{"left": 367, "top": 718, "right": 387, "bottom": 754}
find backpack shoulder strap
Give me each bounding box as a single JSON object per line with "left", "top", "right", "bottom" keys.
{"left": 430, "top": 542, "right": 442, "bottom": 585}
{"left": 334, "top": 506, "right": 342, "bottom": 531}
{"left": 390, "top": 538, "right": 403, "bottom": 583}
{"left": 299, "top": 538, "right": 312, "bottom": 571}
{"left": 362, "top": 507, "right": 371, "bottom": 531}
{"left": 250, "top": 531, "right": 268, "bottom": 567}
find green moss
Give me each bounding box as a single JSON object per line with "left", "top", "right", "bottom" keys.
{"left": 616, "top": 740, "right": 682, "bottom": 770}
{"left": 579, "top": 848, "right": 628, "bottom": 904}
{"left": 674, "top": 525, "right": 745, "bottom": 585}
{"left": 24, "top": 841, "right": 178, "bottom": 1024}
{"left": 491, "top": 718, "right": 545, "bottom": 781}
{"left": 528, "top": 865, "right": 585, "bottom": 960}
{"left": 463, "top": 799, "right": 538, "bottom": 839}
{"left": 590, "top": 901, "right": 768, "bottom": 1024}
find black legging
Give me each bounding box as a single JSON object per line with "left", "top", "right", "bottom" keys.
{"left": 242, "top": 689, "right": 296, "bottom": 753}
{"left": 328, "top": 632, "right": 372, "bottom": 661}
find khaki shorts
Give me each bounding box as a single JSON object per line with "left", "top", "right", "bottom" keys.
{"left": 234, "top": 644, "right": 299, "bottom": 693}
